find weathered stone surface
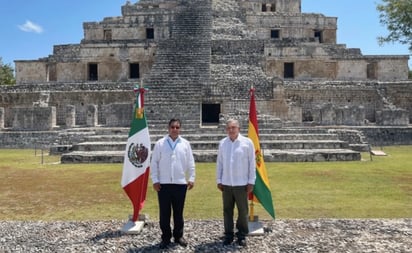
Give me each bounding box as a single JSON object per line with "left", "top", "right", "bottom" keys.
{"left": 11, "top": 107, "right": 56, "bottom": 131}
{"left": 7, "top": 0, "right": 410, "bottom": 128}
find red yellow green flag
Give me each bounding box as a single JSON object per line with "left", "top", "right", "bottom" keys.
{"left": 248, "top": 87, "right": 276, "bottom": 219}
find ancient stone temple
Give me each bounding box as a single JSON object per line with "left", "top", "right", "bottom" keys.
{"left": 1, "top": 0, "right": 411, "bottom": 162}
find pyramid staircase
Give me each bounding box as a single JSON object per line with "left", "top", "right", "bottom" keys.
{"left": 58, "top": 119, "right": 363, "bottom": 163}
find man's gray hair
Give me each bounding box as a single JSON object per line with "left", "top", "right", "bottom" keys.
{"left": 226, "top": 118, "right": 240, "bottom": 127}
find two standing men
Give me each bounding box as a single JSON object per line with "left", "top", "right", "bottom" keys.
{"left": 150, "top": 118, "right": 256, "bottom": 248}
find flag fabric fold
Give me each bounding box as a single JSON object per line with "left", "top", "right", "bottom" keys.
{"left": 121, "top": 86, "right": 151, "bottom": 222}
{"left": 248, "top": 87, "right": 276, "bottom": 219}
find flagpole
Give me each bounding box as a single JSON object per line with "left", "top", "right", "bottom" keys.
{"left": 249, "top": 85, "right": 255, "bottom": 222}
{"left": 247, "top": 85, "right": 276, "bottom": 235}
{"left": 121, "top": 78, "right": 151, "bottom": 234}
{"left": 249, "top": 200, "right": 255, "bottom": 221}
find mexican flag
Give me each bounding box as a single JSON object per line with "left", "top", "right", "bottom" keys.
{"left": 121, "top": 86, "right": 151, "bottom": 222}
{"left": 248, "top": 87, "right": 276, "bottom": 219}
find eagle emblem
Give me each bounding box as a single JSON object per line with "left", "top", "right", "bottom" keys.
{"left": 127, "top": 142, "right": 149, "bottom": 168}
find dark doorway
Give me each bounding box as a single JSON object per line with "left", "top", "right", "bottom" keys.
{"left": 261, "top": 4, "right": 267, "bottom": 12}
{"left": 146, "top": 28, "right": 154, "bottom": 39}
{"left": 271, "top": 29, "right": 280, "bottom": 39}
{"left": 129, "top": 63, "right": 140, "bottom": 79}
{"left": 202, "top": 103, "right": 220, "bottom": 125}
{"left": 88, "top": 63, "right": 98, "bottom": 81}
{"left": 47, "top": 63, "right": 57, "bottom": 81}
{"left": 284, "top": 62, "right": 294, "bottom": 78}
{"left": 104, "top": 29, "right": 112, "bottom": 40}
{"left": 314, "top": 30, "right": 323, "bottom": 43}
{"left": 367, "top": 62, "right": 377, "bottom": 80}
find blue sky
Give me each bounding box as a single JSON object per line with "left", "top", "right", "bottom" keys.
{"left": 0, "top": 0, "right": 410, "bottom": 68}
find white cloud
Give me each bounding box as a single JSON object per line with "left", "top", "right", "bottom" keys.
{"left": 18, "top": 20, "right": 44, "bottom": 34}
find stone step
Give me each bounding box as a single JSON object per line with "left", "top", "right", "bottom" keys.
{"left": 56, "top": 126, "right": 365, "bottom": 163}
{"left": 61, "top": 126, "right": 336, "bottom": 135}
{"left": 193, "top": 149, "right": 361, "bottom": 162}
{"left": 60, "top": 148, "right": 360, "bottom": 164}
{"left": 70, "top": 139, "right": 348, "bottom": 152}
{"left": 263, "top": 149, "right": 361, "bottom": 162}
{"left": 84, "top": 133, "right": 341, "bottom": 142}
{"left": 61, "top": 151, "right": 124, "bottom": 164}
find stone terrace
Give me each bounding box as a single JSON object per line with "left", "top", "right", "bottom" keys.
{"left": 57, "top": 118, "right": 364, "bottom": 163}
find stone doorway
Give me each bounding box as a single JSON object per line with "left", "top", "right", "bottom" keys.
{"left": 201, "top": 103, "right": 220, "bottom": 126}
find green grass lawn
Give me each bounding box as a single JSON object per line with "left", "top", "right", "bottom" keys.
{"left": 0, "top": 146, "right": 411, "bottom": 221}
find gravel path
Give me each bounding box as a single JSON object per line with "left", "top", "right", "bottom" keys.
{"left": 0, "top": 219, "right": 411, "bottom": 253}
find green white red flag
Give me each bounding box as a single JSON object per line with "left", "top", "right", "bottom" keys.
{"left": 248, "top": 87, "right": 276, "bottom": 219}
{"left": 121, "top": 86, "right": 151, "bottom": 222}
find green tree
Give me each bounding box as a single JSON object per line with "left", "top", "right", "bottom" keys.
{"left": 376, "top": 0, "right": 412, "bottom": 51}
{"left": 0, "top": 58, "right": 16, "bottom": 85}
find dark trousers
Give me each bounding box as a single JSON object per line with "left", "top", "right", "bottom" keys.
{"left": 157, "top": 184, "right": 188, "bottom": 242}
{"left": 222, "top": 185, "right": 249, "bottom": 240}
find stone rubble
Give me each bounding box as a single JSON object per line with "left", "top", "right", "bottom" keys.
{"left": 0, "top": 219, "right": 411, "bottom": 253}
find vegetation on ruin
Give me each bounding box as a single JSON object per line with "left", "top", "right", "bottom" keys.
{"left": 0, "top": 146, "right": 411, "bottom": 221}
{"left": 0, "top": 58, "right": 15, "bottom": 85}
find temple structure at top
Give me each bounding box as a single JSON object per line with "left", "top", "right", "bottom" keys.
{"left": 15, "top": 0, "right": 409, "bottom": 84}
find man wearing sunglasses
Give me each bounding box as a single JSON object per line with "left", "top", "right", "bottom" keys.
{"left": 150, "top": 118, "right": 196, "bottom": 249}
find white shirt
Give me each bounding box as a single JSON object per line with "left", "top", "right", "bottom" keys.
{"left": 216, "top": 134, "right": 256, "bottom": 186}
{"left": 150, "top": 135, "right": 196, "bottom": 184}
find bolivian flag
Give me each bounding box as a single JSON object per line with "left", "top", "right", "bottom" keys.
{"left": 248, "top": 87, "right": 276, "bottom": 219}
{"left": 121, "top": 86, "right": 151, "bottom": 222}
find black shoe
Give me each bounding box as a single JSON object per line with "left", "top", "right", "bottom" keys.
{"left": 237, "top": 239, "right": 247, "bottom": 246}
{"left": 223, "top": 238, "right": 233, "bottom": 246}
{"left": 175, "top": 237, "right": 188, "bottom": 247}
{"left": 159, "top": 241, "right": 170, "bottom": 249}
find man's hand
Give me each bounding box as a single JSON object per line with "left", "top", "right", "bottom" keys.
{"left": 217, "top": 183, "right": 223, "bottom": 192}
{"left": 153, "top": 183, "right": 161, "bottom": 192}
{"left": 246, "top": 184, "right": 254, "bottom": 193}
{"left": 188, "top": 181, "right": 194, "bottom": 190}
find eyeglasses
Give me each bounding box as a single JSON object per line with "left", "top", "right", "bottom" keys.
{"left": 170, "top": 126, "right": 180, "bottom": 129}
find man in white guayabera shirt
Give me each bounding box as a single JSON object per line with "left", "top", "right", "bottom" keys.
{"left": 150, "top": 118, "right": 196, "bottom": 249}
{"left": 216, "top": 118, "right": 256, "bottom": 247}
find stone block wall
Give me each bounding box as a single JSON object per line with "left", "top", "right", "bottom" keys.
{"left": 376, "top": 109, "right": 409, "bottom": 126}
{"left": 14, "top": 61, "right": 48, "bottom": 84}
{"left": 283, "top": 81, "right": 411, "bottom": 125}
{"left": 103, "top": 103, "right": 134, "bottom": 127}
{"left": 0, "top": 107, "right": 4, "bottom": 129}
{"left": 359, "top": 127, "right": 412, "bottom": 146}
{"left": 246, "top": 14, "right": 336, "bottom": 42}
{"left": 11, "top": 107, "right": 56, "bottom": 131}
{"left": 312, "top": 104, "right": 366, "bottom": 126}
{"left": 0, "top": 131, "right": 61, "bottom": 149}
{"left": 240, "top": 0, "right": 301, "bottom": 14}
